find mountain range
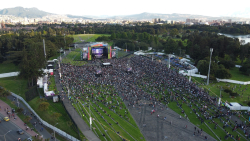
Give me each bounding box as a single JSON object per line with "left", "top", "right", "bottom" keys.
{"left": 1, "top": 7, "right": 250, "bottom": 21}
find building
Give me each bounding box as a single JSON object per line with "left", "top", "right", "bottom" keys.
{"left": 186, "top": 19, "right": 190, "bottom": 23}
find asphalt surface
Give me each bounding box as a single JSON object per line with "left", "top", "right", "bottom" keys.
{"left": 7, "top": 96, "right": 59, "bottom": 141}
{"left": 0, "top": 114, "right": 30, "bottom": 141}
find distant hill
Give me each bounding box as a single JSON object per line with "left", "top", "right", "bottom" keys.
{"left": 0, "top": 7, "right": 51, "bottom": 18}
{"left": 106, "top": 12, "right": 250, "bottom": 21}
{"left": 66, "top": 14, "right": 92, "bottom": 19}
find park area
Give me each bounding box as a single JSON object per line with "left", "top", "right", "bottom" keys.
{"left": 69, "top": 34, "right": 110, "bottom": 43}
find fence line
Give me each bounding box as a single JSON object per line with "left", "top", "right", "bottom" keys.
{"left": 12, "top": 93, "right": 80, "bottom": 141}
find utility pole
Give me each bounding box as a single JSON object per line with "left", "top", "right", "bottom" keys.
{"left": 207, "top": 48, "right": 213, "bottom": 85}
{"left": 64, "top": 34, "right": 66, "bottom": 55}
{"left": 168, "top": 54, "right": 170, "bottom": 69}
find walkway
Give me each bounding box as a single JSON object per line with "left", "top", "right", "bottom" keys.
{"left": 0, "top": 72, "right": 19, "bottom": 78}
{"left": 55, "top": 61, "right": 100, "bottom": 141}
{"left": 0, "top": 98, "right": 55, "bottom": 141}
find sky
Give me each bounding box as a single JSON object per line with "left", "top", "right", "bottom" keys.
{"left": 0, "top": 0, "right": 249, "bottom": 17}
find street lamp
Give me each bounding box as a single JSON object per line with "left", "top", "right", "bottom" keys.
{"left": 0, "top": 130, "right": 11, "bottom": 141}
{"left": 64, "top": 34, "right": 66, "bottom": 55}
{"left": 207, "top": 48, "right": 213, "bottom": 85}
{"left": 54, "top": 123, "right": 58, "bottom": 141}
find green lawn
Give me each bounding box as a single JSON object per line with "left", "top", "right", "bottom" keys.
{"left": 0, "top": 63, "right": 19, "bottom": 73}
{"left": 68, "top": 83, "right": 145, "bottom": 141}
{"left": 191, "top": 77, "right": 250, "bottom": 106}
{"left": 62, "top": 50, "right": 87, "bottom": 66}
{"left": 69, "top": 34, "right": 110, "bottom": 43}
{"left": 0, "top": 76, "right": 28, "bottom": 98}
{"left": 28, "top": 97, "right": 80, "bottom": 140}
{"left": 229, "top": 67, "right": 250, "bottom": 82}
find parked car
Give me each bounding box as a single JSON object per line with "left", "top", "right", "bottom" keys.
{"left": 17, "top": 129, "right": 24, "bottom": 135}
{"left": 3, "top": 117, "right": 9, "bottom": 121}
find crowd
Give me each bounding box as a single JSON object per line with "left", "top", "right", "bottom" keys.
{"left": 58, "top": 55, "right": 249, "bottom": 140}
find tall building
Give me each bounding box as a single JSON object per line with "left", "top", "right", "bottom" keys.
{"left": 186, "top": 19, "right": 190, "bottom": 23}
{"left": 228, "top": 19, "right": 232, "bottom": 23}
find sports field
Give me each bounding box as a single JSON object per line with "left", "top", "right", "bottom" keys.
{"left": 69, "top": 34, "right": 110, "bottom": 43}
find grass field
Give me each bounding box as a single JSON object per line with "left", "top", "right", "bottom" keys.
{"left": 62, "top": 49, "right": 87, "bottom": 66}
{"left": 139, "top": 77, "right": 248, "bottom": 141}
{"left": 0, "top": 76, "right": 28, "bottom": 98}
{"left": 28, "top": 97, "right": 80, "bottom": 140}
{"left": 68, "top": 84, "right": 145, "bottom": 141}
{"left": 0, "top": 63, "right": 19, "bottom": 73}
{"left": 191, "top": 77, "right": 250, "bottom": 106}
{"left": 229, "top": 67, "right": 250, "bottom": 82}
{"left": 69, "top": 34, "right": 110, "bottom": 43}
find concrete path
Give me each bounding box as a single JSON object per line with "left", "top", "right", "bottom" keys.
{"left": 55, "top": 62, "right": 100, "bottom": 141}
{"left": 0, "top": 72, "right": 19, "bottom": 78}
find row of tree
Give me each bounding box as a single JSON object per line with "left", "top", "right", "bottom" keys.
{"left": 0, "top": 32, "right": 74, "bottom": 86}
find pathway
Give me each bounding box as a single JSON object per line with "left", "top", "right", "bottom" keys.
{"left": 55, "top": 61, "right": 100, "bottom": 141}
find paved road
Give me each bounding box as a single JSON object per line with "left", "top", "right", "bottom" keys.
{"left": 7, "top": 96, "right": 58, "bottom": 141}
{"left": 0, "top": 113, "right": 30, "bottom": 141}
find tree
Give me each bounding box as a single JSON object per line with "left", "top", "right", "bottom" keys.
{"left": 170, "top": 28, "right": 178, "bottom": 37}
{"left": 51, "top": 112, "right": 62, "bottom": 120}
{"left": 110, "top": 32, "right": 116, "bottom": 40}
{"left": 215, "top": 68, "right": 232, "bottom": 79}
{"left": 24, "top": 116, "right": 32, "bottom": 123}
{"left": 38, "top": 102, "right": 50, "bottom": 111}
{"left": 218, "top": 60, "right": 235, "bottom": 69}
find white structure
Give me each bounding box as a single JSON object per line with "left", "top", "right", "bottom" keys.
{"left": 114, "top": 46, "right": 121, "bottom": 50}
{"left": 225, "top": 102, "right": 250, "bottom": 111}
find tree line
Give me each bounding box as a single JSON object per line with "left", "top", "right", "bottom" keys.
{"left": 0, "top": 31, "right": 74, "bottom": 86}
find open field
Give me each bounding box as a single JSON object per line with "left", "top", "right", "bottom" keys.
{"left": 62, "top": 49, "right": 87, "bottom": 66}
{"left": 66, "top": 83, "right": 145, "bottom": 141}
{"left": 28, "top": 97, "right": 80, "bottom": 139}
{"left": 229, "top": 67, "right": 250, "bottom": 82}
{"left": 191, "top": 77, "right": 250, "bottom": 106}
{"left": 69, "top": 34, "right": 110, "bottom": 43}
{"left": 0, "top": 76, "right": 28, "bottom": 98}
{"left": 0, "top": 63, "right": 19, "bottom": 73}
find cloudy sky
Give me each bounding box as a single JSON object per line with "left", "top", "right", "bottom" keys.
{"left": 0, "top": 0, "right": 249, "bottom": 17}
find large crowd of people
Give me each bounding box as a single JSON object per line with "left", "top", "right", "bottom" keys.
{"left": 58, "top": 55, "right": 250, "bottom": 140}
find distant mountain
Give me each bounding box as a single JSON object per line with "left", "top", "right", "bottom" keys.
{"left": 66, "top": 14, "right": 92, "bottom": 19}
{"left": 0, "top": 7, "right": 51, "bottom": 18}
{"left": 106, "top": 12, "right": 250, "bottom": 21}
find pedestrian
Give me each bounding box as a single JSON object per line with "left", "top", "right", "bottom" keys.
{"left": 193, "top": 132, "right": 195, "bottom": 136}
{"left": 180, "top": 115, "right": 182, "bottom": 119}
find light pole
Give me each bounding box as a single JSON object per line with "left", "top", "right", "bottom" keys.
{"left": 0, "top": 130, "right": 11, "bottom": 141}
{"left": 64, "top": 34, "right": 66, "bottom": 55}
{"left": 207, "top": 48, "right": 213, "bottom": 85}
{"left": 54, "top": 123, "right": 58, "bottom": 141}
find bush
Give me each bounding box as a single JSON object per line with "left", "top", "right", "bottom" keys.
{"left": 230, "top": 92, "right": 239, "bottom": 97}
{"left": 215, "top": 68, "right": 232, "bottom": 79}
{"left": 218, "top": 60, "right": 235, "bottom": 69}
{"left": 38, "top": 102, "right": 50, "bottom": 111}
{"left": 247, "top": 101, "right": 250, "bottom": 106}
{"left": 224, "top": 88, "right": 232, "bottom": 94}
{"left": 16, "top": 108, "right": 24, "bottom": 113}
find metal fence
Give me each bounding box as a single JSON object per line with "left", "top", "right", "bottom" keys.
{"left": 11, "top": 92, "right": 80, "bottom": 141}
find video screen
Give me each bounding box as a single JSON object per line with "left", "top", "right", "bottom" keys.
{"left": 92, "top": 49, "right": 103, "bottom": 54}
{"left": 83, "top": 53, "right": 87, "bottom": 59}
{"left": 112, "top": 51, "right": 116, "bottom": 58}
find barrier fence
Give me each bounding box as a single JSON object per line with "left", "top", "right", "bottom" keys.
{"left": 11, "top": 92, "right": 80, "bottom": 141}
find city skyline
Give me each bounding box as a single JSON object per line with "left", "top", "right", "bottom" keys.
{"left": 0, "top": 0, "right": 250, "bottom": 18}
